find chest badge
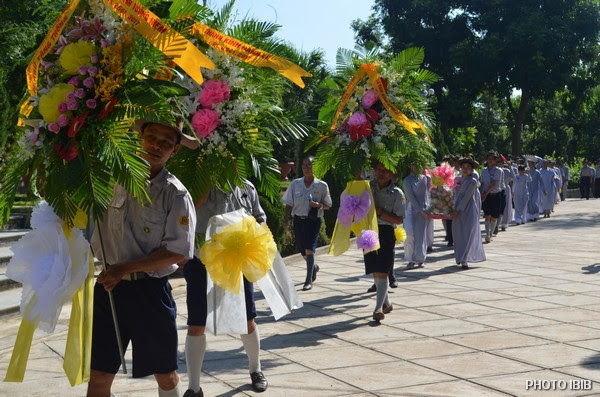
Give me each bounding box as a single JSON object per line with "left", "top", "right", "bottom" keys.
{"left": 144, "top": 226, "right": 150, "bottom": 234}
{"left": 179, "top": 216, "right": 190, "bottom": 227}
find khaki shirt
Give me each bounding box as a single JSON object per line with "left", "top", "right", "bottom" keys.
{"left": 281, "top": 177, "right": 333, "bottom": 217}
{"left": 92, "top": 168, "right": 196, "bottom": 278}
{"left": 370, "top": 179, "right": 405, "bottom": 226}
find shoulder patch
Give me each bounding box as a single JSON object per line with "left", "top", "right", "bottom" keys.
{"left": 178, "top": 216, "right": 190, "bottom": 227}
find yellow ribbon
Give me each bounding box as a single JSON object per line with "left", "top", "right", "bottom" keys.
{"left": 191, "top": 22, "right": 312, "bottom": 88}
{"left": 103, "top": 0, "right": 214, "bottom": 85}
{"left": 199, "top": 216, "right": 276, "bottom": 295}
{"left": 4, "top": 210, "right": 93, "bottom": 385}
{"left": 330, "top": 63, "right": 424, "bottom": 135}
{"left": 329, "top": 180, "right": 379, "bottom": 256}
{"left": 63, "top": 249, "right": 94, "bottom": 386}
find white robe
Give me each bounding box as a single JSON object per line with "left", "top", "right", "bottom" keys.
{"left": 403, "top": 174, "right": 430, "bottom": 263}
{"left": 513, "top": 174, "right": 531, "bottom": 223}
{"left": 540, "top": 168, "right": 559, "bottom": 212}
{"left": 527, "top": 169, "right": 541, "bottom": 218}
{"left": 452, "top": 175, "right": 486, "bottom": 264}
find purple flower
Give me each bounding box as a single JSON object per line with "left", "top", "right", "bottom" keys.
{"left": 66, "top": 92, "right": 76, "bottom": 101}
{"left": 57, "top": 114, "right": 69, "bottom": 127}
{"left": 337, "top": 191, "right": 372, "bottom": 228}
{"left": 78, "top": 65, "right": 88, "bottom": 75}
{"left": 74, "top": 88, "right": 86, "bottom": 99}
{"left": 361, "top": 89, "right": 379, "bottom": 109}
{"left": 47, "top": 122, "right": 60, "bottom": 133}
{"left": 66, "top": 99, "right": 78, "bottom": 111}
{"left": 100, "top": 39, "right": 109, "bottom": 48}
{"left": 90, "top": 54, "right": 98, "bottom": 63}
{"left": 87, "top": 66, "right": 98, "bottom": 77}
{"left": 58, "top": 102, "right": 68, "bottom": 112}
{"left": 68, "top": 76, "right": 80, "bottom": 87}
{"left": 41, "top": 60, "right": 54, "bottom": 71}
{"left": 85, "top": 99, "right": 97, "bottom": 109}
{"left": 348, "top": 111, "right": 368, "bottom": 127}
{"left": 356, "top": 230, "right": 379, "bottom": 251}
{"left": 83, "top": 77, "right": 95, "bottom": 89}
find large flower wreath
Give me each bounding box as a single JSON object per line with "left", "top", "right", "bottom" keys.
{"left": 310, "top": 46, "right": 437, "bottom": 255}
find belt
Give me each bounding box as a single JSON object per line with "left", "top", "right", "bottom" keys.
{"left": 294, "top": 215, "right": 308, "bottom": 219}
{"left": 106, "top": 264, "right": 149, "bottom": 281}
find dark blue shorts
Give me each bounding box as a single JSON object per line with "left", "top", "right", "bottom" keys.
{"left": 91, "top": 277, "right": 177, "bottom": 378}
{"left": 183, "top": 256, "right": 256, "bottom": 326}
{"left": 293, "top": 216, "right": 321, "bottom": 254}
{"left": 364, "top": 225, "right": 396, "bottom": 274}
{"left": 482, "top": 191, "right": 503, "bottom": 218}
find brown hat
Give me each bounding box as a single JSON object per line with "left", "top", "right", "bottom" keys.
{"left": 134, "top": 119, "right": 199, "bottom": 149}
{"left": 458, "top": 157, "right": 480, "bottom": 169}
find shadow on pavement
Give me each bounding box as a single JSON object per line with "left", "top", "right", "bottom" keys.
{"left": 582, "top": 264, "right": 600, "bottom": 274}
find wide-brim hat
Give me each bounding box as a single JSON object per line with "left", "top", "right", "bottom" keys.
{"left": 134, "top": 119, "right": 199, "bottom": 149}
{"left": 458, "top": 157, "right": 480, "bottom": 169}
{"left": 485, "top": 150, "right": 499, "bottom": 159}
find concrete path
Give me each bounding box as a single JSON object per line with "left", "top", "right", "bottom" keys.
{"left": 0, "top": 198, "right": 599, "bottom": 396}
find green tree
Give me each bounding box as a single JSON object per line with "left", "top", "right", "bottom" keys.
{"left": 357, "top": 0, "right": 600, "bottom": 155}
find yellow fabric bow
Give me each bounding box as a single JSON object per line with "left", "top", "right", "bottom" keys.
{"left": 200, "top": 216, "right": 276, "bottom": 295}
{"left": 395, "top": 226, "right": 407, "bottom": 243}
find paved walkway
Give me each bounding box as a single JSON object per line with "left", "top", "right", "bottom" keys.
{"left": 0, "top": 198, "right": 599, "bottom": 396}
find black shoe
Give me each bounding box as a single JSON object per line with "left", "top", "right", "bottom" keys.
{"left": 367, "top": 284, "right": 377, "bottom": 293}
{"left": 302, "top": 283, "right": 312, "bottom": 291}
{"left": 250, "top": 371, "right": 268, "bottom": 392}
{"left": 389, "top": 280, "right": 398, "bottom": 288}
{"left": 447, "top": 242, "right": 453, "bottom": 247}
{"left": 312, "top": 264, "right": 319, "bottom": 282}
{"left": 183, "top": 388, "right": 204, "bottom": 397}
{"left": 427, "top": 247, "right": 433, "bottom": 253}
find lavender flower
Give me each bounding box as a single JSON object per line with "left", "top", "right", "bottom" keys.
{"left": 68, "top": 76, "right": 80, "bottom": 87}
{"left": 83, "top": 77, "right": 95, "bottom": 89}
{"left": 57, "top": 114, "right": 69, "bottom": 127}
{"left": 75, "top": 88, "right": 86, "bottom": 99}
{"left": 66, "top": 99, "right": 78, "bottom": 111}
{"left": 85, "top": 99, "right": 97, "bottom": 109}
{"left": 47, "top": 123, "right": 60, "bottom": 133}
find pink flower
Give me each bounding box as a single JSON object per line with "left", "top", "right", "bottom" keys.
{"left": 361, "top": 89, "right": 379, "bottom": 109}
{"left": 83, "top": 77, "right": 94, "bottom": 89}
{"left": 57, "top": 114, "right": 69, "bottom": 127}
{"left": 68, "top": 76, "right": 80, "bottom": 87}
{"left": 199, "top": 79, "right": 231, "bottom": 108}
{"left": 48, "top": 122, "right": 60, "bottom": 133}
{"left": 58, "top": 102, "right": 68, "bottom": 112}
{"left": 90, "top": 54, "right": 98, "bottom": 63}
{"left": 86, "top": 99, "right": 97, "bottom": 109}
{"left": 75, "top": 88, "right": 86, "bottom": 99}
{"left": 29, "top": 131, "right": 39, "bottom": 144}
{"left": 66, "top": 92, "right": 76, "bottom": 101}
{"left": 78, "top": 65, "right": 88, "bottom": 75}
{"left": 348, "top": 111, "right": 368, "bottom": 127}
{"left": 66, "top": 99, "right": 78, "bottom": 111}
{"left": 191, "top": 108, "right": 220, "bottom": 138}
{"left": 87, "top": 66, "right": 98, "bottom": 76}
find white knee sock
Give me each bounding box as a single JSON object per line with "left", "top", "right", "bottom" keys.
{"left": 241, "top": 328, "right": 261, "bottom": 373}
{"left": 490, "top": 220, "right": 497, "bottom": 235}
{"left": 374, "top": 277, "right": 388, "bottom": 310}
{"left": 484, "top": 221, "right": 490, "bottom": 237}
{"left": 185, "top": 334, "right": 206, "bottom": 393}
{"left": 158, "top": 381, "right": 182, "bottom": 397}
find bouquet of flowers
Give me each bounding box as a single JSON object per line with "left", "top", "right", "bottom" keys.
{"left": 167, "top": 8, "right": 312, "bottom": 202}
{"left": 309, "top": 46, "right": 437, "bottom": 178}
{"left": 0, "top": 0, "right": 199, "bottom": 225}
{"left": 426, "top": 163, "right": 456, "bottom": 219}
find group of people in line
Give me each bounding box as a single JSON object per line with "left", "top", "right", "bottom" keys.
{"left": 580, "top": 158, "right": 600, "bottom": 200}
{"left": 85, "top": 117, "right": 596, "bottom": 397}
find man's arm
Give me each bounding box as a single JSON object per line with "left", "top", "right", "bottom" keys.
{"left": 98, "top": 246, "right": 185, "bottom": 291}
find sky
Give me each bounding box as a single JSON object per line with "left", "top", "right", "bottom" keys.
{"left": 208, "top": 0, "right": 376, "bottom": 68}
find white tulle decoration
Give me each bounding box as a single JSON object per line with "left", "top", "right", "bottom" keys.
{"left": 6, "top": 201, "right": 90, "bottom": 333}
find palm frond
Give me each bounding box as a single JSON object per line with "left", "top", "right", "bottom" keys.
{"left": 209, "top": 0, "right": 236, "bottom": 31}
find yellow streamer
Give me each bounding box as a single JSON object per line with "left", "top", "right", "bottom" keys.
{"left": 63, "top": 250, "right": 94, "bottom": 386}
{"left": 329, "top": 180, "right": 379, "bottom": 256}
{"left": 3, "top": 318, "right": 37, "bottom": 383}
{"left": 191, "top": 22, "right": 312, "bottom": 88}
{"left": 103, "top": 0, "right": 214, "bottom": 85}
{"left": 330, "top": 63, "right": 424, "bottom": 135}
{"left": 200, "top": 216, "right": 276, "bottom": 294}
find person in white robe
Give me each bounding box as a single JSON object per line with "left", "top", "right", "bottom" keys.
{"left": 513, "top": 165, "right": 531, "bottom": 224}
{"left": 526, "top": 160, "right": 542, "bottom": 221}
{"left": 539, "top": 159, "right": 560, "bottom": 217}
{"left": 403, "top": 165, "right": 430, "bottom": 268}
{"left": 451, "top": 157, "right": 486, "bottom": 269}
{"left": 500, "top": 163, "right": 514, "bottom": 231}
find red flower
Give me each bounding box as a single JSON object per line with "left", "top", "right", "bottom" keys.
{"left": 365, "top": 109, "right": 379, "bottom": 122}
{"left": 97, "top": 97, "right": 118, "bottom": 121}
{"left": 67, "top": 110, "right": 90, "bottom": 138}
{"left": 54, "top": 142, "right": 79, "bottom": 161}
{"left": 359, "top": 122, "right": 372, "bottom": 138}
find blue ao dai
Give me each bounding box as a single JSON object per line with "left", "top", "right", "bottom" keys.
{"left": 452, "top": 175, "right": 486, "bottom": 264}
{"left": 402, "top": 173, "right": 430, "bottom": 263}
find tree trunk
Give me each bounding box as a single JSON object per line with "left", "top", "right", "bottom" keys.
{"left": 511, "top": 90, "right": 530, "bottom": 156}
